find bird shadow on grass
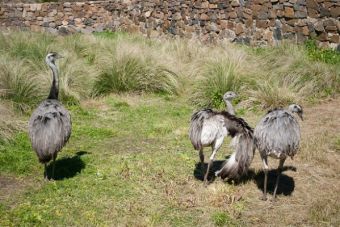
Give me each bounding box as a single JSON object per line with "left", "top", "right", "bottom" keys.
{"left": 253, "top": 166, "right": 296, "bottom": 196}
{"left": 193, "top": 156, "right": 296, "bottom": 196}
{"left": 193, "top": 160, "right": 225, "bottom": 183}
{"left": 193, "top": 160, "right": 256, "bottom": 185}
{"left": 46, "top": 151, "right": 89, "bottom": 180}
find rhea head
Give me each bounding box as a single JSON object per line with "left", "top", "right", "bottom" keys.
{"left": 223, "top": 91, "right": 237, "bottom": 101}
{"left": 288, "top": 104, "right": 303, "bottom": 121}
{"left": 45, "top": 52, "right": 63, "bottom": 65}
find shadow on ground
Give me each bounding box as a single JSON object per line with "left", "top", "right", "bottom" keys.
{"left": 194, "top": 159, "right": 296, "bottom": 196}
{"left": 46, "top": 151, "right": 89, "bottom": 180}
{"left": 253, "top": 166, "right": 296, "bottom": 196}
{"left": 193, "top": 160, "right": 225, "bottom": 182}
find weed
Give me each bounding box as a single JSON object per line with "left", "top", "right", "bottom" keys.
{"left": 304, "top": 39, "right": 340, "bottom": 65}
{"left": 212, "top": 212, "right": 234, "bottom": 226}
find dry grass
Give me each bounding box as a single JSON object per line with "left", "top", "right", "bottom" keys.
{"left": 0, "top": 56, "right": 42, "bottom": 112}
{"left": 238, "top": 97, "right": 340, "bottom": 226}
{"left": 299, "top": 98, "right": 340, "bottom": 163}
{"left": 0, "top": 102, "right": 26, "bottom": 143}
{"left": 1, "top": 31, "right": 338, "bottom": 110}
{"left": 309, "top": 197, "right": 340, "bottom": 226}
{"left": 0, "top": 31, "right": 339, "bottom": 226}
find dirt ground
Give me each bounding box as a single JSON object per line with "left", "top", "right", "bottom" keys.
{"left": 240, "top": 98, "right": 340, "bottom": 226}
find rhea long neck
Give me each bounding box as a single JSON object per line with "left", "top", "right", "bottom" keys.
{"left": 47, "top": 60, "right": 59, "bottom": 100}
{"left": 224, "top": 99, "right": 235, "bottom": 115}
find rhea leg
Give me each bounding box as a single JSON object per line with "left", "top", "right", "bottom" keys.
{"left": 204, "top": 137, "right": 224, "bottom": 185}
{"left": 261, "top": 156, "right": 269, "bottom": 200}
{"left": 198, "top": 148, "right": 205, "bottom": 176}
{"left": 199, "top": 148, "right": 204, "bottom": 168}
{"left": 272, "top": 158, "right": 285, "bottom": 200}
{"left": 51, "top": 155, "right": 56, "bottom": 180}
{"left": 44, "top": 163, "right": 48, "bottom": 180}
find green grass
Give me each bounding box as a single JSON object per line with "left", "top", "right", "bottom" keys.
{"left": 0, "top": 133, "right": 38, "bottom": 175}
{"left": 212, "top": 212, "right": 235, "bottom": 226}
{"left": 304, "top": 39, "right": 340, "bottom": 65}
{"left": 0, "top": 31, "right": 339, "bottom": 226}
{"left": 0, "top": 95, "right": 245, "bottom": 226}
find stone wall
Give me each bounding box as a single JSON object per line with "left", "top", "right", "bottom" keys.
{"left": 1, "top": 0, "right": 339, "bottom": 48}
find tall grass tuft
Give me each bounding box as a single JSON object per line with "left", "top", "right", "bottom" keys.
{"left": 247, "top": 75, "right": 311, "bottom": 108}
{"left": 0, "top": 31, "right": 338, "bottom": 112}
{"left": 0, "top": 56, "right": 42, "bottom": 112}
{"left": 0, "top": 32, "right": 54, "bottom": 68}
{"left": 93, "top": 55, "right": 178, "bottom": 96}
{"left": 245, "top": 42, "right": 339, "bottom": 108}
{"left": 191, "top": 60, "right": 245, "bottom": 108}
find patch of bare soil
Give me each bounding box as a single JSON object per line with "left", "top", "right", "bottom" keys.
{"left": 0, "top": 176, "right": 26, "bottom": 203}
{"left": 240, "top": 98, "right": 340, "bottom": 226}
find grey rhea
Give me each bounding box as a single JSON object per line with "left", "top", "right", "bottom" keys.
{"left": 189, "top": 109, "right": 255, "bottom": 184}
{"left": 223, "top": 91, "right": 237, "bottom": 115}
{"left": 28, "top": 52, "right": 72, "bottom": 180}
{"left": 254, "top": 104, "right": 303, "bottom": 200}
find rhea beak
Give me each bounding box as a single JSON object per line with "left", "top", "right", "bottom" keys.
{"left": 56, "top": 54, "right": 64, "bottom": 59}
{"left": 298, "top": 112, "right": 303, "bottom": 121}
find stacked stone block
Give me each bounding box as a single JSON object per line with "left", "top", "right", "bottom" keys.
{"left": 0, "top": 0, "right": 339, "bottom": 48}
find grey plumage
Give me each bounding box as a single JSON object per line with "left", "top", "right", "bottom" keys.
{"left": 29, "top": 100, "right": 71, "bottom": 163}
{"left": 189, "top": 109, "right": 255, "bottom": 184}
{"left": 255, "top": 109, "right": 300, "bottom": 159}
{"left": 189, "top": 91, "right": 237, "bottom": 151}
{"left": 216, "top": 91, "right": 255, "bottom": 180}
{"left": 188, "top": 109, "right": 213, "bottom": 151}
{"left": 28, "top": 52, "right": 71, "bottom": 180}
{"left": 254, "top": 104, "right": 303, "bottom": 200}
{"left": 215, "top": 124, "right": 254, "bottom": 180}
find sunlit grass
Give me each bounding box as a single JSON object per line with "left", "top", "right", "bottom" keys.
{"left": 1, "top": 31, "right": 338, "bottom": 112}
{"left": 0, "top": 56, "right": 43, "bottom": 112}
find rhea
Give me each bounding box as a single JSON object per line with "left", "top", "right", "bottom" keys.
{"left": 254, "top": 104, "right": 303, "bottom": 200}
{"left": 189, "top": 108, "right": 254, "bottom": 185}
{"left": 28, "top": 52, "right": 72, "bottom": 180}
{"left": 223, "top": 91, "right": 237, "bottom": 115}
